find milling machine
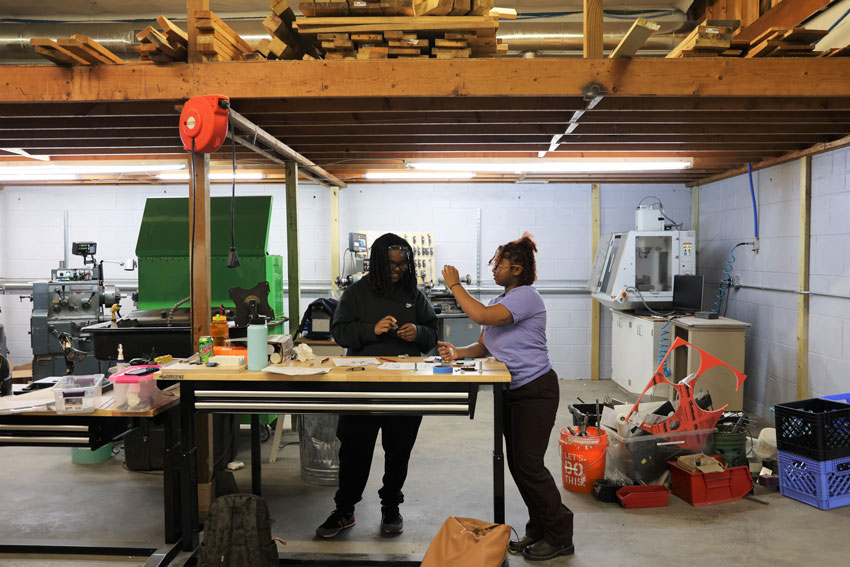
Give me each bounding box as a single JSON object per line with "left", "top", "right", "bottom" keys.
{"left": 28, "top": 242, "right": 122, "bottom": 380}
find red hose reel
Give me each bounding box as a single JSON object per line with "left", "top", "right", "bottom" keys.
{"left": 179, "top": 95, "right": 230, "bottom": 153}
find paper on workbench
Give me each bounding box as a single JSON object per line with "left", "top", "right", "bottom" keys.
{"left": 378, "top": 363, "right": 417, "bottom": 370}
{"left": 263, "top": 366, "right": 332, "bottom": 376}
{"left": 332, "top": 357, "right": 380, "bottom": 367}
{"left": 378, "top": 362, "right": 418, "bottom": 370}
{"left": 0, "top": 387, "right": 55, "bottom": 414}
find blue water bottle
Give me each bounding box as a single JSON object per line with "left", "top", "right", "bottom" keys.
{"left": 247, "top": 310, "right": 268, "bottom": 371}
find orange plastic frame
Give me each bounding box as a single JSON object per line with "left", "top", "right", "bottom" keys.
{"left": 624, "top": 336, "right": 747, "bottom": 447}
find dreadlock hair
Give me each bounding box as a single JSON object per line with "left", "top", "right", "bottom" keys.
{"left": 490, "top": 231, "right": 538, "bottom": 287}
{"left": 368, "top": 233, "right": 417, "bottom": 298}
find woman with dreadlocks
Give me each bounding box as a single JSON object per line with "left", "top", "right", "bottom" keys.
{"left": 439, "top": 232, "right": 574, "bottom": 562}
{"left": 316, "top": 233, "right": 438, "bottom": 539}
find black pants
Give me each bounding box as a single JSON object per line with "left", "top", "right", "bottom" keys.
{"left": 334, "top": 414, "right": 422, "bottom": 514}
{"left": 504, "top": 369, "right": 574, "bottom": 546}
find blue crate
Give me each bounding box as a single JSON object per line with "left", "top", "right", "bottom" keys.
{"left": 778, "top": 450, "right": 850, "bottom": 510}
{"left": 822, "top": 392, "right": 850, "bottom": 405}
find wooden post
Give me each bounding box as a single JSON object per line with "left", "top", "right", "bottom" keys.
{"left": 330, "top": 185, "right": 340, "bottom": 290}
{"left": 187, "top": 0, "right": 210, "bottom": 64}
{"left": 286, "top": 162, "right": 301, "bottom": 335}
{"left": 692, "top": 185, "right": 700, "bottom": 266}
{"left": 590, "top": 183, "right": 601, "bottom": 380}
{"left": 584, "top": 0, "right": 604, "bottom": 59}
{"left": 189, "top": 151, "right": 211, "bottom": 347}
{"left": 797, "top": 156, "right": 812, "bottom": 399}
{"left": 188, "top": 149, "right": 214, "bottom": 511}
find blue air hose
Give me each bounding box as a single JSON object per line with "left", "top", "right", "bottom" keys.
{"left": 657, "top": 317, "right": 674, "bottom": 378}
{"left": 712, "top": 244, "right": 748, "bottom": 314}
{"left": 747, "top": 163, "right": 759, "bottom": 238}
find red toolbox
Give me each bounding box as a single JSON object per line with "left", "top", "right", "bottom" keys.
{"left": 669, "top": 458, "right": 752, "bottom": 506}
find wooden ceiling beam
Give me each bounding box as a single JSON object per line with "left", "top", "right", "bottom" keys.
{"left": 231, "top": 96, "right": 588, "bottom": 114}
{"left": 0, "top": 101, "right": 180, "bottom": 117}
{"left": 571, "top": 123, "right": 850, "bottom": 135}
{"left": 248, "top": 111, "right": 576, "bottom": 126}
{"left": 0, "top": 117, "right": 179, "bottom": 130}
{"left": 285, "top": 143, "right": 798, "bottom": 152}
{"left": 594, "top": 97, "right": 850, "bottom": 112}
{"left": 4, "top": 59, "right": 850, "bottom": 102}
{"left": 6, "top": 127, "right": 843, "bottom": 142}
{"left": 578, "top": 111, "right": 850, "bottom": 124}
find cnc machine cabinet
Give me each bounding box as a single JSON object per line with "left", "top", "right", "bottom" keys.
{"left": 671, "top": 316, "right": 749, "bottom": 411}
{"left": 611, "top": 311, "right": 668, "bottom": 394}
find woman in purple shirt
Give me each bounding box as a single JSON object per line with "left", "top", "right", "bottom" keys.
{"left": 439, "top": 233, "right": 574, "bottom": 562}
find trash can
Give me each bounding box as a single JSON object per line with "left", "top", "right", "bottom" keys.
{"left": 299, "top": 414, "right": 340, "bottom": 486}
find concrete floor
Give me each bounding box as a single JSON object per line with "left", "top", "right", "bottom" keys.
{"left": 1, "top": 378, "right": 848, "bottom": 566}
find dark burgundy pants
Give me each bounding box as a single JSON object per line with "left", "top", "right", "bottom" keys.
{"left": 504, "top": 369, "right": 574, "bottom": 546}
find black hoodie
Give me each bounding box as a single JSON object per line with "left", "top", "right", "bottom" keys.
{"left": 331, "top": 277, "right": 438, "bottom": 356}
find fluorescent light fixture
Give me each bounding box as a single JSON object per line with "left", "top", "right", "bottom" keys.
{"left": 407, "top": 160, "right": 692, "bottom": 174}
{"left": 0, "top": 163, "right": 186, "bottom": 175}
{"left": 0, "top": 174, "right": 78, "bottom": 181}
{"left": 364, "top": 171, "right": 476, "bottom": 180}
{"left": 157, "top": 172, "right": 265, "bottom": 181}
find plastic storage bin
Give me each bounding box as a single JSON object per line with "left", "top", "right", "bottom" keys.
{"left": 822, "top": 392, "right": 850, "bottom": 405}
{"left": 604, "top": 427, "right": 714, "bottom": 485}
{"left": 774, "top": 398, "right": 850, "bottom": 461}
{"left": 54, "top": 374, "right": 104, "bottom": 414}
{"left": 112, "top": 368, "right": 164, "bottom": 412}
{"left": 669, "top": 457, "right": 752, "bottom": 506}
{"left": 777, "top": 450, "right": 850, "bottom": 510}
{"left": 616, "top": 485, "right": 670, "bottom": 508}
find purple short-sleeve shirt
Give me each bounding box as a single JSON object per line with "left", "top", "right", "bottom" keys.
{"left": 482, "top": 285, "right": 552, "bottom": 389}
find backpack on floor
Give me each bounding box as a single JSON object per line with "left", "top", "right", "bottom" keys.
{"left": 197, "top": 493, "right": 279, "bottom": 567}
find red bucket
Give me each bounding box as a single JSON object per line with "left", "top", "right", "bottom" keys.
{"left": 559, "top": 426, "right": 609, "bottom": 494}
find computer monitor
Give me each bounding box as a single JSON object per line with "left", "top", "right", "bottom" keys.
{"left": 673, "top": 275, "right": 704, "bottom": 313}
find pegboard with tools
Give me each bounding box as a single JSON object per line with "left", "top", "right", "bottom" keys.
{"left": 362, "top": 231, "right": 436, "bottom": 286}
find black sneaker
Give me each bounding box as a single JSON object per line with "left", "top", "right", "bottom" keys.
{"left": 316, "top": 510, "right": 355, "bottom": 538}
{"left": 380, "top": 508, "right": 404, "bottom": 535}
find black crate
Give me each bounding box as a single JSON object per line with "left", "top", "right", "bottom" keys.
{"left": 774, "top": 398, "right": 850, "bottom": 461}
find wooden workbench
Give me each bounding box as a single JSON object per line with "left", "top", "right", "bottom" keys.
{"left": 0, "top": 383, "right": 183, "bottom": 566}
{"left": 160, "top": 357, "right": 512, "bottom": 564}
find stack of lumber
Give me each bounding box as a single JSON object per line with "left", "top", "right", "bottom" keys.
{"left": 666, "top": 20, "right": 740, "bottom": 58}
{"left": 294, "top": 14, "right": 508, "bottom": 58}
{"left": 743, "top": 27, "right": 829, "bottom": 57}
{"left": 433, "top": 33, "right": 473, "bottom": 58}
{"left": 30, "top": 35, "right": 124, "bottom": 66}
{"left": 667, "top": 20, "right": 846, "bottom": 59}
{"left": 135, "top": 17, "right": 188, "bottom": 63}
{"left": 195, "top": 10, "right": 258, "bottom": 61}
{"left": 300, "top": 0, "right": 495, "bottom": 17}
{"left": 262, "top": 0, "right": 322, "bottom": 59}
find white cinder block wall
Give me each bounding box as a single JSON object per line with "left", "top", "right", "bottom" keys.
{"left": 699, "top": 148, "right": 850, "bottom": 418}
{"left": 1, "top": 181, "right": 689, "bottom": 381}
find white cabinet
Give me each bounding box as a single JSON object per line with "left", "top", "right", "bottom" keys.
{"left": 611, "top": 311, "right": 667, "bottom": 394}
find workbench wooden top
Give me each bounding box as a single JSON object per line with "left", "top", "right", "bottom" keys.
{"left": 1, "top": 384, "right": 180, "bottom": 418}
{"left": 156, "top": 357, "right": 511, "bottom": 383}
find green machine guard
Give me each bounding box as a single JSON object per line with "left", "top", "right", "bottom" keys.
{"left": 135, "top": 196, "right": 284, "bottom": 329}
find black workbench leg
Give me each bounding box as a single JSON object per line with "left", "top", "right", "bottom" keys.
{"left": 179, "top": 382, "right": 199, "bottom": 551}
{"left": 493, "top": 385, "right": 505, "bottom": 524}
{"left": 162, "top": 406, "right": 180, "bottom": 544}
{"left": 251, "top": 414, "right": 262, "bottom": 496}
